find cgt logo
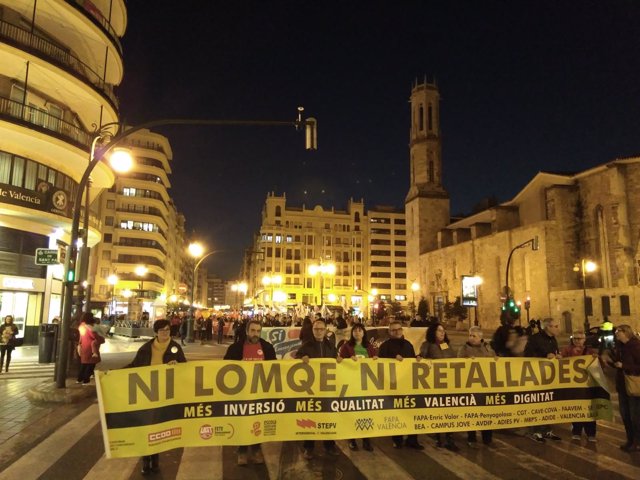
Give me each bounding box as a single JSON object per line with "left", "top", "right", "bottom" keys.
{"left": 296, "top": 419, "right": 316, "bottom": 428}
{"left": 148, "top": 427, "right": 182, "bottom": 443}
{"left": 355, "top": 418, "right": 374, "bottom": 431}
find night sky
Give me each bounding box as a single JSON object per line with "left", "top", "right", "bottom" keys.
{"left": 117, "top": 1, "right": 640, "bottom": 279}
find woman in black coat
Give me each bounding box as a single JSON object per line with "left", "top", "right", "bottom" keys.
{"left": 127, "top": 319, "right": 186, "bottom": 475}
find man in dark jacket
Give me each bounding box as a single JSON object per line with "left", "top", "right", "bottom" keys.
{"left": 296, "top": 318, "right": 341, "bottom": 459}
{"left": 378, "top": 320, "right": 424, "bottom": 450}
{"left": 524, "top": 317, "right": 562, "bottom": 443}
{"left": 224, "top": 320, "right": 276, "bottom": 465}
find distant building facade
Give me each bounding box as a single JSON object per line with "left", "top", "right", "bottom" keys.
{"left": 406, "top": 80, "right": 640, "bottom": 331}
{"left": 90, "top": 129, "right": 189, "bottom": 319}
{"left": 242, "top": 193, "right": 409, "bottom": 316}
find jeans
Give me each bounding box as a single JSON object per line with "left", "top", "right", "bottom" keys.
{"left": 571, "top": 421, "right": 596, "bottom": 437}
{"left": 468, "top": 430, "right": 493, "bottom": 443}
{"left": 0, "top": 345, "right": 14, "bottom": 371}
{"left": 619, "top": 388, "right": 640, "bottom": 444}
{"left": 303, "top": 440, "right": 335, "bottom": 451}
{"left": 77, "top": 363, "right": 96, "bottom": 383}
{"left": 392, "top": 434, "right": 419, "bottom": 446}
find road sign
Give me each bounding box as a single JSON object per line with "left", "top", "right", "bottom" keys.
{"left": 35, "top": 248, "right": 60, "bottom": 265}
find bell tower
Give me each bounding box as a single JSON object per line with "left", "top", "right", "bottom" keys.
{"left": 405, "top": 79, "right": 450, "bottom": 282}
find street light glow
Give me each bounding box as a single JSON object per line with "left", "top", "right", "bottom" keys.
{"left": 107, "top": 274, "right": 118, "bottom": 286}
{"left": 411, "top": 282, "right": 420, "bottom": 292}
{"left": 108, "top": 148, "right": 134, "bottom": 173}
{"left": 188, "top": 242, "right": 205, "bottom": 258}
{"left": 584, "top": 260, "right": 597, "bottom": 273}
{"left": 134, "top": 265, "right": 148, "bottom": 277}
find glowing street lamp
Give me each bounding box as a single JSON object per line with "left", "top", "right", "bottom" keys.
{"left": 262, "top": 274, "right": 282, "bottom": 308}
{"left": 573, "top": 259, "right": 598, "bottom": 331}
{"left": 308, "top": 261, "right": 336, "bottom": 307}
{"left": 134, "top": 265, "right": 148, "bottom": 298}
{"left": 107, "top": 274, "right": 118, "bottom": 315}
{"left": 188, "top": 242, "right": 217, "bottom": 340}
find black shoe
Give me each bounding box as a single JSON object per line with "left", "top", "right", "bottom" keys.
{"left": 405, "top": 441, "right": 424, "bottom": 450}
{"left": 445, "top": 442, "right": 460, "bottom": 452}
{"left": 435, "top": 440, "right": 443, "bottom": 448}
{"left": 150, "top": 455, "right": 159, "bottom": 472}
{"left": 393, "top": 441, "right": 403, "bottom": 449}
{"left": 362, "top": 439, "right": 373, "bottom": 451}
{"left": 348, "top": 440, "right": 358, "bottom": 450}
{"left": 325, "top": 446, "right": 340, "bottom": 456}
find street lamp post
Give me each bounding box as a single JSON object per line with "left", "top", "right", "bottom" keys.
{"left": 55, "top": 128, "right": 133, "bottom": 388}
{"left": 308, "top": 261, "right": 336, "bottom": 308}
{"left": 188, "top": 242, "right": 218, "bottom": 341}
{"left": 107, "top": 274, "right": 118, "bottom": 315}
{"left": 574, "top": 259, "right": 597, "bottom": 332}
{"left": 262, "top": 274, "right": 282, "bottom": 309}
{"left": 55, "top": 111, "right": 317, "bottom": 387}
{"left": 231, "top": 281, "right": 248, "bottom": 314}
{"left": 410, "top": 281, "right": 420, "bottom": 316}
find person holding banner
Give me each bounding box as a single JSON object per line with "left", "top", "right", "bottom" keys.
{"left": 224, "top": 319, "right": 276, "bottom": 465}
{"left": 296, "top": 318, "right": 342, "bottom": 459}
{"left": 338, "top": 324, "right": 378, "bottom": 451}
{"left": 127, "top": 319, "right": 186, "bottom": 475}
{"left": 612, "top": 325, "right": 640, "bottom": 452}
{"left": 378, "top": 320, "right": 425, "bottom": 450}
{"left": 524, "top": 317, "right": 562, "bottom": 443}
{"left": 420, "top": 322, "right": 460, "bottom": 451}
{"left": 560, "top": 330, "right": 598, "bottom": 442}
{"left": 457, "top": 326, "right": 495, "bottom": 446}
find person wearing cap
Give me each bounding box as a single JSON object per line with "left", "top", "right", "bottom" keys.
{"left": 127, "top": 319, "right": 187, "bottom": 475}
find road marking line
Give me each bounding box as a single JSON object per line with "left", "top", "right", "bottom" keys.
{"left": 546, "top": 439, "right": 640, "bottom": 478}
{"left": 492, "top": 438, "right": 588, "bottom": 480}
{"left": 262, "top": 441, "right": 283, "bottom": 479}
{"left": 1, "top": 404, "right": 99, "bottom": 478}
{"left": 418, "top": 444, "right": 501, "bottom": 480}
{"left": 83, "top": 455, "right": 138, "bottom": 480}
{"left": 335, "top": 440, "right": 413, "bottom": 479}
{"left": 176, "top": 446, "right": 223, "bottom": 479}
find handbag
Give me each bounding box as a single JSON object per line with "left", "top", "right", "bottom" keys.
{"left": 625, "top": 374, "right": 640, "bottom": 396}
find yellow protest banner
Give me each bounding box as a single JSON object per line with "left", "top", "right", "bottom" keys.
{"left": 96, "top": 356, "right": 611, "bottom": 458}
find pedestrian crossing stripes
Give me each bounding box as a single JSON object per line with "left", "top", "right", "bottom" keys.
{"left": 1, "top": 401, "right": 639, "bottom": 480}
{"left": 0, "top": 361, "right": 54, "bottom": 379}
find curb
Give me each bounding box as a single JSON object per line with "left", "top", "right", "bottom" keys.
{"left": 25, "top": 380, "right": 96, "bottom": 404}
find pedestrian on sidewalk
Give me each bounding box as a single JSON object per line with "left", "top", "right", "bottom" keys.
{"left": 612, "top": 325, "right": 640, "bottom": 452}
{"left": 224, "top": 319, "right": 276, "bottom": 465}
{"left": 76, "top": 313, "right": 105, "bottom": 385}
{"left": 127, "top": 319, "right": 186, "bottom": 474}
{"left": 560, "top": 330, "right": 598, "bottom": 443}
{"left": 0, "top": 315, "right": 19, "bottom": 373}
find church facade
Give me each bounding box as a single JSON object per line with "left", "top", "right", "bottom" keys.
{"left": 406, "top": 80, "right": 640, "bottom": 332}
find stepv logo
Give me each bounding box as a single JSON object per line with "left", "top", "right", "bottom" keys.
{"left": 296, "top": 419, "right": 316, "bottom": 428}
{"left": 355, "top": 418, "right": 374, "bottom": 431}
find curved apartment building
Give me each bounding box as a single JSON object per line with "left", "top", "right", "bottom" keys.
{"left": 0, "top": 0, "right": 126, "bottom": 343}
{"left": 90, "top": 129, "right": 188, "bottom": 321}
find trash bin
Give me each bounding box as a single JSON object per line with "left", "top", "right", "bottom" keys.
{"left": 38, "top": 323, "right": 58, "bottom": 363}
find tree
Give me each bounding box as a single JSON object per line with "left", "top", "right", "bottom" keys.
{"left": 417, "top": 297, "right": 429, "bottom": 319}
{"left": 388, "top": 300, "right": 403, "bottom": 318}
{"left": 444, "top": 297, "right": 467, "bottom": 321}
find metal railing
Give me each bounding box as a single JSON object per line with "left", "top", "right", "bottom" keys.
{"left": 65, "top": 0, "right": 123, "bottom": 54}
{"left": 0, "top": 19, "right": 118, "bottom": 108}
{"left": 0, "top": 95, "right": 92, "bottom": 149}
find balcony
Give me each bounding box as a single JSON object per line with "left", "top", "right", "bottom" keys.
{"left": 64, "top": 0, "right": 123, "bottom": 55}
{"left": 116, "top": 206, "right": 168, "bottom": 226}
{"left": 0, "top": 19, "right": 118, "bottom": 109}
{"left": 114, "top": 241, "right": 167, "bottom": 257}
{"left": 0, "top": 95, "right": 92, "bottom": 150}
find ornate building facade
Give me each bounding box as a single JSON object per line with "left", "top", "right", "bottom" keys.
{"left": 406, "top": 80, "right": 640, "bottom": 331}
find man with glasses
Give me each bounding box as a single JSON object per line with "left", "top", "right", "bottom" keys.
{"left": 524, "top": 317, "right": 562, "bottom": 443}
{"left": 378, "top": 320, "right": 424, "bottom": 450}
{"left": 296, "top": 318, "right": 341, "bottom": 459}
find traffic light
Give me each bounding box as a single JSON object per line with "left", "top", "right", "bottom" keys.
{"left": 501, "top": 296, "right": 521, "bottom": 323}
